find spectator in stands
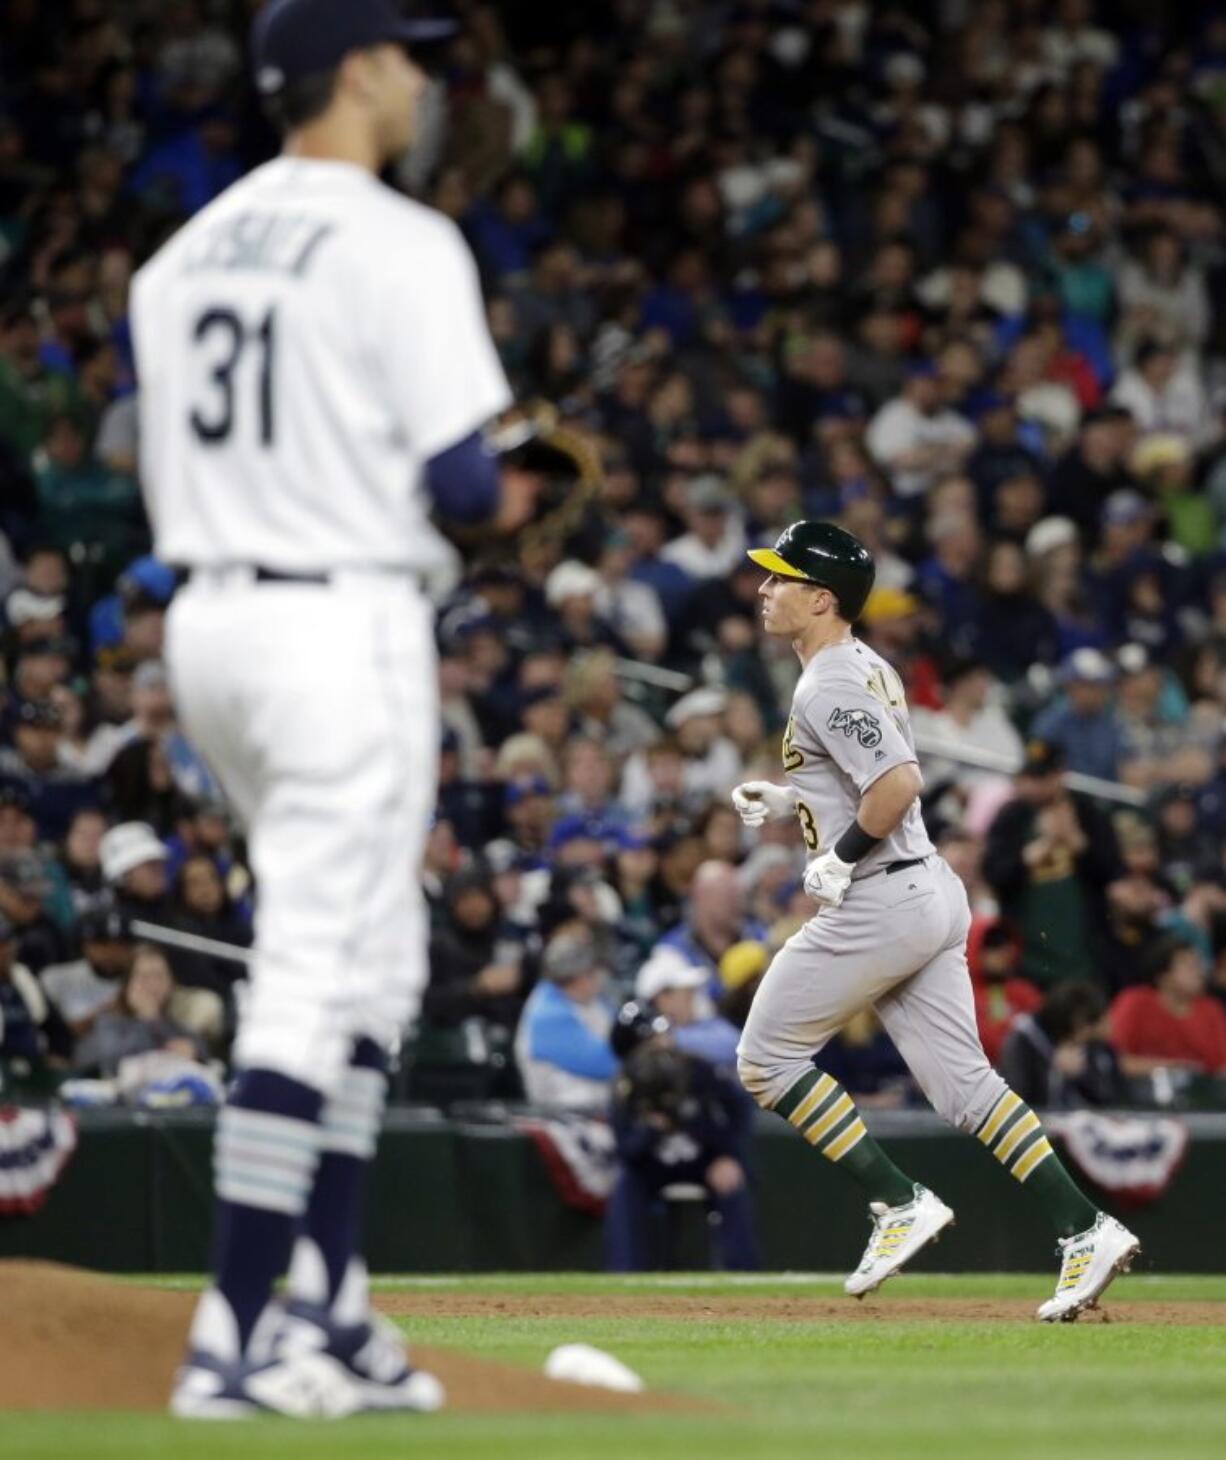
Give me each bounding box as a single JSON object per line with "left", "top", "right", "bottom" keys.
{"left": 817, "top": 1008, "right": 914, "bottom": 1105}
{"left": 84, "top": 657, "right": 176, "bottom": 774}
{"left": 1030, "top": 649, "right": 1135, "bottom": 782}
{"left": 912, "top": 656, "right": 1024, "bottom": 790}
{"left": 557, "top": 737, "right": 635, "bottom": 834}
{"left": 620, "top": 735, "right": 696, "bottom": 823}
{"left": 914, "top": 506, "right": 983, "bottom": 650}
{"left": 501, "top": 774, "right": 556, "bottom": 861}
{"left": 968, "top": 917, "right": 1043, "bottom": 1065}
{"left": 544, "top": 560, "right": 624, "bottom": 654}
{"left": 7, "top": 638, "right": 73, "bottom": 707}
{"left": 39, "top": 899, "right": 133, "bottom": 1039}
{"left": 167, "top": 854, "right": 251, "bottom": 1005}
{"left": 937, "top": 827, "right": 999, "bottom": 916}
{"left": 106, "top": 734, "right": 184, "bottom": 836}
{"left": 973, "top": 540, "right": 1062, "bottom": 681}
{"left": 1116, "top": 228, "right": 1210, "bottom": 363}
{"left": 99, "top": 820, "right": 170, "bottom": 922}
{"left": 423, "top": 866, "right": 527, "bottom": 1034}
{"left": 1110, "top": 339, "right": 1214, "bottom": 447}
{"left": 611, "top": 833, "right": 662, "bottom": 964}
{"left": 865, "top": 363, "right": 975, "bottom": 501}
{"left": 696, "top": 802, "right": 743, "bottom": 866}
{"left": 1114, "top": 642, "right": 1208, "bottom": 792}
{"left": 73, "top": 943, "right": 204, "bottom": 1076}
{"left": 1111, "top": 936, "right": 1226, "bottom": 1077}
{"left": 0, "top": 849, "right": 65, "bottom": 972}
{"left": 32, "top": 413, "right": 144, "bottom": 584}
{"left": 591, "top": 540, "right": 667, "bottom": 666}
{"left": 515, "top": 923, "right": 617, "bottom": 1110}
{"left": 0, "top": 782, "right": 37, "bottom": 854}
{"left": 0, "top": 910, "right": 69, "bottom": 1067}
{"left": 565, "top": 650, "right": 658, "bottom": 757}
{"left": 1087, "top": 489, "right": 1161, "bottom": 634}
{"left": 983, "top": 740, "right": 1121, "bottom": 986}
{"left": 714, "top": 939, "right": 771, "bottom": 1031}
{"left": 1100, "top": 865, "right": 1173, "bottom": 992}
{"left": 999, "top": 982, "right": 1125, "bottom": 1108}
{"left": 620, "top": 498, "right": 694, "bottom": 622}
{"left": 634, "top": 943, "right": 740, "bottom": 1070}
{"left": 1152, "top": 785, "right": 1218, "bottom": 894}
{"left": 659, "top": 477, "right": 747, "bottom": 581}
{"left": 655, "top": 859, "right": 766, "bottom": 988}
{"left": 659, "top": 690, "right": 741, "bottom": 803}
{"left": 4, "top": 585, "right": 68, "bottom": 646}
{"left": 1045, "top": 407, "right": 1133, "bottom": 546}
{"left": 0, "top": 698, "right": 99, "bottom": 840}
{"left": 857, "top": 591, "right": 930, "bottom": 686}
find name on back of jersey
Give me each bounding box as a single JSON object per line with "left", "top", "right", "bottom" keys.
{"left": 183, "top": 210, "right": 336, "bottom": 278}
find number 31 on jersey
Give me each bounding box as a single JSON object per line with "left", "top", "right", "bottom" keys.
{"left": 190, "top": 305, "right": 277, "bottom": 446}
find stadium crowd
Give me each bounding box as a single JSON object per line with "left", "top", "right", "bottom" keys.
{"left": 3, "top": 0, "right": 1226, "bottom": 1139}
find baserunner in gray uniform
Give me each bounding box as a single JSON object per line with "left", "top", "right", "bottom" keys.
{"left": 732, "top": 520, "right": 1138, "bottom": 1321}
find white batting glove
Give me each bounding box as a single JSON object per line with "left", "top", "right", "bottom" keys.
{"left": 803, "top": 848, "right": 855, "bottom": 908}
{"left": 731, "top": 780, "right": 797, "bottom": 827}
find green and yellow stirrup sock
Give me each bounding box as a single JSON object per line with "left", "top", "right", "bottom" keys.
{"left": 774, "top": 1069, "right": 915, "bottom": 1207}
{"left": 975, "top": 1090, "right": 1098, "bottom": 1237}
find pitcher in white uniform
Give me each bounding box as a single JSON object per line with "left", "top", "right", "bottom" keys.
{"left": 132, "top": 0, "right": 539, "bottom": 1418}
{"left": 730, "top": 520, "right": 1139, "bottom": 1322}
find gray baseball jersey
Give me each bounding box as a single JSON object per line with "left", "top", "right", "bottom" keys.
{"left": 737, "top": 638, "right": 1003, "bottom": 1136}
{"left": 782, "top": 637, "right": 934, "bottom": 875}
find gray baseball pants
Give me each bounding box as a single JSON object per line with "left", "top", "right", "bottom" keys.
{"left": 737, "top": 855, "right": 1008, "bottom": 1132}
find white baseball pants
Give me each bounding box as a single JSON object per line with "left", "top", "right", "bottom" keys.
{"left": 166, "top": 572, "right": 437, "bottom": 1097}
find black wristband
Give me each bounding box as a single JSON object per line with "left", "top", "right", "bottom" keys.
{"left": 833, "top": 820, "right": 882, "bottom": 864}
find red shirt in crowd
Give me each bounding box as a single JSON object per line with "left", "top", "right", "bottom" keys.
{"left": 975, "top": 980, "right": 1044, "bottom": 1066}
{"left": 967, "top": 915, "right": 1043, "bottom": 1064}
{"left": 1110, "top": 987, "right": 1226, "bottom": 1073}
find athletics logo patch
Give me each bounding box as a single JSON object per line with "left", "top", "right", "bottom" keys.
{"left": 827, "top": 706, "right": 882, "bottom": 748}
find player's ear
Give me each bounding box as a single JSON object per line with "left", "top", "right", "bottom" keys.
{"left": 338, "top": 49, "right": 377, "bottom": 105}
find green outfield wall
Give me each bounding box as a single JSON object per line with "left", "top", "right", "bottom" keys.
{"left": 2, "top": 1108, "right": 1223, "bottom": 1273}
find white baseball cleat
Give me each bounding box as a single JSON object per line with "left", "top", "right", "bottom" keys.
{"left": 1037, "top": 1213, "right": 1140, "bottom": 1323}
{"left": 281, "top": 1241, "right": 446, "bottom": 1413}
{"left": 170, "top": 1288, "right": 360, "bottom": 1419}
{"left": 844, "top": 1184, "right": 955, "bottom": 1298}
{"left": 280, "top": 1303, "right": 445, "bottom": 1413}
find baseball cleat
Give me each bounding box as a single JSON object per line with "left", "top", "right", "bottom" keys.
{"left": 170, "top": 1288, "right": 360, "bottom": 1419}
{"left": 282, "top": 1242, "right": 446, "bottom": 1413}
{"left": 844, "top": 1184, "right": 955, "bottom": 1298}
{"left": 280, "top": 1303, "right": 445, "bottom": 1412}
{"left": 1037, "top": 1213, "right": 1140, "bottom": 1323}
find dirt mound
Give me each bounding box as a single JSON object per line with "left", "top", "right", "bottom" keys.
{"left": 0, "top": 1262, "right": 701, "bottom": 1414}
{"left": 374, "top": 1291, "right": 1226, "bottom": 1326}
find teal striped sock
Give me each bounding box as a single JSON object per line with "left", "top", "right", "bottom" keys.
{"left": 213, "top": 1069, "right": 322, "bottom": 1348}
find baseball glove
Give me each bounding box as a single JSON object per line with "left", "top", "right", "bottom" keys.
{"left": 485, "top": 399, "right": 605, "bottom": 555}
{"left": 437, "top": 400, "right": 603, "bottom": 563}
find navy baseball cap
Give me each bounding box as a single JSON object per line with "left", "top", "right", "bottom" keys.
{"left": 504, "top": 775, "right": 551, "bottom": 807}
{"left": 252, "top": 0, "right": 457, "bottom": 96}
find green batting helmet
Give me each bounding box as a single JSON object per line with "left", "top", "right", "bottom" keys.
{"left": 747, "top": 520, "right": 876, "bottom": 620}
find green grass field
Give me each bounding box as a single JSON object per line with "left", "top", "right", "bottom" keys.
{"left": 7, "top": 1273, "right": 1226, "bottom": 1460}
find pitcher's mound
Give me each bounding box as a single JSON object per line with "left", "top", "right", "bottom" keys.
{"left": 0, "top": 1261, "right": 695, "bottom": 1415}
